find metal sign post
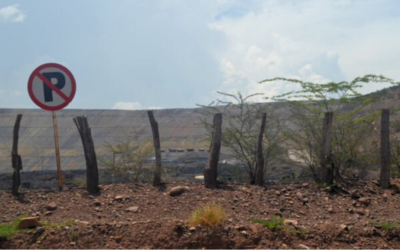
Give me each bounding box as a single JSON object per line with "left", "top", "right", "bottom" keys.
{"left": 52, "top": 111, "right": 62, "bottom": 191}
{"left": 28, "top": 63, "right": 76, "bottom": 191}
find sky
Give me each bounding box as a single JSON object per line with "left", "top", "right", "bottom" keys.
{"left": 1, "top": 0, "right": 400, "bottom": 110}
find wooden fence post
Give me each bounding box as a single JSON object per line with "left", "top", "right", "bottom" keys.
{"left": 11, "top": 114, "right": 22, "bottom": 196}
{"left": 73, "top": 116, "right": 99, "bottom": 194}
{"left": 380, "top": 109, "right": 391, "bottom": 189}
{"left": 147, "top": 111, "right": 162, "bottom": 187}
{"left": 205, "top": 113, "right": 222, "bottom": 189}
{"left": 321, "top": 112, "right": 334, "bottom": 184}
{"left": 255, "top": 113, "right": 267, "bottom": 186}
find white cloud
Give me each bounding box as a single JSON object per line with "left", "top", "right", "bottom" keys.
{"left": 0, "top": 4, "right": 26, "bottom": 23}
{"left": 148, "top": 106, "right": 162, "bottom": 110}
{"left": 112, "top": 102, "right": 163, "bottom": 110}
{"left": 208, "top": 0, "right": 400, "bottom": 101}
{"left": 113, "top": 102, "right": 143, "bottom": 110}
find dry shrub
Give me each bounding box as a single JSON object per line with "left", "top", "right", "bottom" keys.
{"left": 189, "top": 203, "right": 226, "bottom": 228}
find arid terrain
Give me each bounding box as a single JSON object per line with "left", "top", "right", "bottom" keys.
{"left": 2, "top": 179, "right": 400, "bottom": 249}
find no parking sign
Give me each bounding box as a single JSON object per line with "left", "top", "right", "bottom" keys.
{"left": 28, "top": 63, "right": 76, "bottom": 111}
{"left": 27, "top": 62, "right": 77, "bottom": 191}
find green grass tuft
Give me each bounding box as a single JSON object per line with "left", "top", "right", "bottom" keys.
{"left": 371, "top": 220, "right": 400, "bottom": 230}
{"left": 0, "top": 218, "right": 23, "bottom": 239}
{"left": 250, "top": 216, "right": 284, "bottom": 230}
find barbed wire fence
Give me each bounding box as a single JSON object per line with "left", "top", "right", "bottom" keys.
{"left": 0, "top": 111, "right": 216, "bottom": 191}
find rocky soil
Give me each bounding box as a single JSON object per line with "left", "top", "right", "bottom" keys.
{"left": 1, "top": 180, "right": 400, "bottom": 249}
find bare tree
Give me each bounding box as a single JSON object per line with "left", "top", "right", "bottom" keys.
{"left": 198, "top": 92, "right": 287, "bottom": 185}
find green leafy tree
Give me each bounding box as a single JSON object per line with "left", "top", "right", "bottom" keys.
{"left": 260, "top": 75, "right": 397, "bottom": 183}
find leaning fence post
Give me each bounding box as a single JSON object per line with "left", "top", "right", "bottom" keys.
{"left": 73, "top": 116, "right": 99, "bottom": 194}
{"left": 205, "top": 113, "right": 222, "bottom": 189}
{"left": 380, "top": 109, "right": 391, "bottom": 189}
{"left": 255, "top": 113, "right": 267, "bottom": 186}
{"left": 11, "top": 114, "right": 22, "bottom": 196}
{"left": 147, "top": 111, "right": 162, "bottom": 187}
{"left": 321, "top": 112, "right": 334, "bottom": 184}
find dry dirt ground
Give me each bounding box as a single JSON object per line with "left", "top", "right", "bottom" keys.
{"left": 1, "top": 180, "right": 400, "bottom": 249}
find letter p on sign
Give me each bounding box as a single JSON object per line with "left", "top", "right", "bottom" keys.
{"left": 28, "top": 63, "right": 76, "bottom": 111}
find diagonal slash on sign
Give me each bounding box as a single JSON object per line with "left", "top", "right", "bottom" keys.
{"left": 35, "top": 72, "right": 69, "bottom": 101}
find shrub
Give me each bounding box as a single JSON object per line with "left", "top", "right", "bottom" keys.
{"left": 370, "top": 220, "right": 400, "bottom": 230}
{"left": 250, "top": 216, "right": 284, "bottom": 230}
{"left": 189, "top": 203, "right": 226, "bottom": 228}
{"left": 0, "top": 218, "right": 22, "bottom": 239}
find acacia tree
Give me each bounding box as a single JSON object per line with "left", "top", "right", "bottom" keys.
{"left": 260, "top": 75, "right": 396, "bottom": 183}
{"left": 198, "top": 92, "right": 287, "bottom": 185}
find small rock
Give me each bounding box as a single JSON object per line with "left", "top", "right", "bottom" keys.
{"left": 114, "top": 235, "right": 122, "bottom": 243}
{"left": 125, "top": 206, "right": 139, "bottom": 213}
{"left": 93, "top": 200, "right": 101, "bottom": 206}
{"left": 234, "top": 225, "right": 246, "bottom": 231}
{"left": 189, "top": 227, "right": 196, "bottom": 232}
{"left": 169, "top": 186, "right": 186, "bottom": 196}
{"left": 339, "top": 224, "right": 348, "bottom": 232}
{"left": 36, "top": 226, "right": 45, "bottom": 233}
{"left": 249, "top": 225, "right": 258, "bottom": 234}
{"left": 296, "top": 192, "right": 304, "bottom": 201}
{"left": 391, "top": 183, "right": 400, "bottom": 192}
{"left": 46, "top": 202, "right": 57, "bottom": 211}
{"left": 70, "top": 242, "right": 76, "bottom": 246}
{"left": 114, "top": 195, "right": 124, "bottom": 201}
{"left": 359, "top": 197, "right": 370, "bottom": 206}
{"left": 284, "top": 219, "right": 298, "bottom": 226}
{"left": 44, "top": 211, "right": 52, "bottom": 216}
{"left": 275, "top": 191, "right": 281, "bottom": 196}
{"left": 298, "top": 244, "right": 310, "bottom": 249}
{"left": 75, "top": 220, "right": 89, "bottom": 225}
{"left": 356, "top": 208, "right": 366, "bottom": 215}
{"left": 327, "top": 207, "right": 334, "bottom": 213}
{"left": 240, "top": 230, "right": 249, "bottom": 236}
{"left": 302, "top": 183, "right": 309, "bottom": 187}
{"left": 19, "top": 217, "right": 42, "bottom": 229}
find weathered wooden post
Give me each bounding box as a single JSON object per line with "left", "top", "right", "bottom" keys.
{"left": 147, "top": 111, "right": 162, "bottom": 187}
{"left": 380, "top": 109, "right": 391, "bottom": 189}
{"left": 205, "top": 113, "right": 222, "bottom": 189}
{"left": 321, "top": 112, "right": 334, "bottom": 184}
{"left": 255, "top": 113, "right": 267, "bottom": 186}
{"left": 73, "top": 116, "right": 99, "bottom": 194}
{"left": 11, "top": 114, "right": 22, "bottom": 196}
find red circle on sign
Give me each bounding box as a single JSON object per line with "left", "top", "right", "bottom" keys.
{"left": 28, "top": 63, "right": 76, "bottom": 111}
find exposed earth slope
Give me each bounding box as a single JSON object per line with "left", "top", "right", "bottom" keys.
{"left": 1, "top": 180, "right": 400, "bottom": 249}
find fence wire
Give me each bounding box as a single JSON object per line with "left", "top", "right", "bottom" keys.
{"left": 0, "top": 111, "right": 216, "bottom": 190}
